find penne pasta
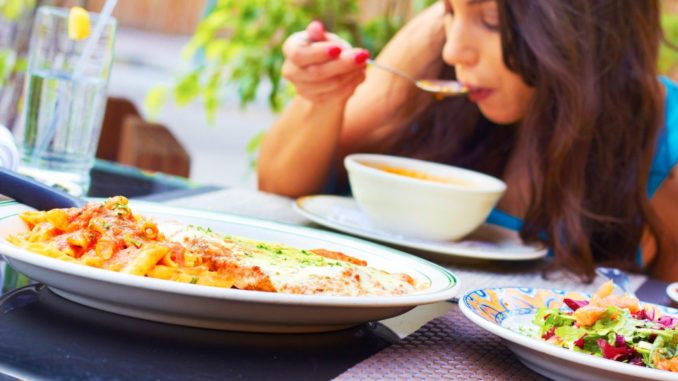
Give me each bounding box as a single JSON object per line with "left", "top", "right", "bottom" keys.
{"left": 8, "top": 197, "right": 423, "bottom": 296}
{"left": 121, "top": 245, "right": 169, "bottom": 276}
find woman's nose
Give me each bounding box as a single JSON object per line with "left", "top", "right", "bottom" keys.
{"left": 442, "top": 23, "right": 478, "bottom": 67}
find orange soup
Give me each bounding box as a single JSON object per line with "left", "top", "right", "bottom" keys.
{"left": 368, "top": 163, "right": 473, "bottom": 187}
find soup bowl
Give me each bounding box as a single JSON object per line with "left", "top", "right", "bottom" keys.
{"left": 344, "top": 154, "right": 506, "bottom": 241}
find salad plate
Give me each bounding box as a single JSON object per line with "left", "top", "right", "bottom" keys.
{"left": 667, "top": 282, "right": 678, "bottom": 305}
{"left": 460, "top": 287, "right": 678, "bottom": 381}
{"left": 294, "top": 195, "right": 547, "bottom": 260}
{"left": 0, "top": 199, "right": 459, "bottom": 333}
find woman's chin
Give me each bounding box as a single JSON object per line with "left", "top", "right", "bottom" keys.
{"left": 479, "top": 105, "right": 523, "bottom": 125}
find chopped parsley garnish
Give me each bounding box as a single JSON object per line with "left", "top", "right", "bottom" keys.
{"left": 112, "top": 203, "right": 129, "bottom": 211}
{"left": 124, "top": 235, "right": 142, "bottom": 248}
{"left": 88, "top": 218, "right": 111, "bottom": 230}
{"left": 195, "top": 226, "right": 213, "bottom": 234}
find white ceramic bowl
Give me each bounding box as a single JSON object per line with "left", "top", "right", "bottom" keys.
{"left": 344, "top": 154, "right": 507, "bottom": 241}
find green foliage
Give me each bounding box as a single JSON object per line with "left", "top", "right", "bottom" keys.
{"left": 0, "top": 48, "right": 17, "bottom": 85}
{"left": 0, "top": 50, "right": 28, "bottom": 87}
{"left": 0, "top": 0, "right": 34, "bottom": 85}
{"left": 0, "top": 0, "right": 35, "bottom": 21}
{"left": 660, "top": 13, "right": 678, "bottom": 74}
{"left": 246, "top": 129, "right": 266, "bottom": 170}
{"left": 145, "top": 0, "right": 438, "bottom": 123}
{"left": 143, "top": 84, "right": 169, "bottom": 118}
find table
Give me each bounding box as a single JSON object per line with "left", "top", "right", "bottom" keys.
{"left": 0, "top": 182, "right": 673, "bottom": 380}
{"left": 0, "top": 166, "right": 398, "bottom": 381}
{"left": 88, "top": 159, "right": 221, "bottom": 200}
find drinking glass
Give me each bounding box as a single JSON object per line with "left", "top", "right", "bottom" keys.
{"left": 14, "top": 6, "right": 116, "bottom": 196}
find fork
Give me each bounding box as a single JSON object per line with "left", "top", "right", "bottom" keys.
{"left": 595, "top": 267, "right": 638, "bottom": 298}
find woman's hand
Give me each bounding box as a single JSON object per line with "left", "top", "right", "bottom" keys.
{"left": 282, "top": 21, "right": 370, "bottom": 105}
{"left": 259, "top": 4, "right": 445, "bottom": 197}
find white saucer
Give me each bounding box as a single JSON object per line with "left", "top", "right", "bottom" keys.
{"left": 294, "top": 195, "right": 547, "bottom": 261}
{"left": 667, "top": 282, "right": 678, "bottom": 304}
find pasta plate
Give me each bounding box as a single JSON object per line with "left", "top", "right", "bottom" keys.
{"left": 0, "top": 199, "right": 459, "bottom": 333}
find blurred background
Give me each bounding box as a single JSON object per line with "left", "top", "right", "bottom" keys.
{"left": 1, "top": 0, "right": 677, "bottom": 189}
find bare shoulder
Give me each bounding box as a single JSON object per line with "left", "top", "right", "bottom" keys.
{"left": 646, "top": 165, "right": 678, "bottom": 280}
{"left": 650, "top": 165, "right": 678, "bottom": 235}
{"left": 654, "top": 166, "right": 678, "bottom": 201}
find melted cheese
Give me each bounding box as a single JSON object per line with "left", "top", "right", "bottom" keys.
{"left": 160, "top": 223, "right": 424, "bottom": 297}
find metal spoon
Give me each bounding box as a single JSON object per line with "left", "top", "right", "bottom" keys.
{"left": 367, "top": 59, "right": 468, "bottom": 97}
{"left": 595, "top": 267, "right": 637, "bottom": 298}
{"left": 297, "top": 33, "right": 467, "bottom": 97}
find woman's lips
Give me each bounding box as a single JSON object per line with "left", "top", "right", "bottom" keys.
{"left": 467, "top": 87, "right": 493, "bottom": 102}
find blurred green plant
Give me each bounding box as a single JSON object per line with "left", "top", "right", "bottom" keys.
{"left": 0, "top": 49, "right": 18, "bottom": 85}
{"left": 0, "top": 0, "right": 34, "bottom": 86}
{"left": 0, "top": 0, "right": 35, "bottom": 21}
{"left": 144, "top": 0, "right": 437, "bottom": 125}
{"left": 661, "top": 12, "right": 678, "bottom": 75}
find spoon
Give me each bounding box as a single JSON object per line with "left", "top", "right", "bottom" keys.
{"left": 367, "top": 59, "right": 468, "bottom": 97}
{"left": 0, "top": 166, "right": 85, "bottom": 210}
{"left": 297, "top": 33, "right": 467, "bottom": 97}
{"left": 595, "top": 267, "right": 637, "bottom": 298}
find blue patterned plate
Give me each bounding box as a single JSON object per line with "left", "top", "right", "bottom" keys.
{"left": 460, "top": 287, "right": 678, "bottom": 381}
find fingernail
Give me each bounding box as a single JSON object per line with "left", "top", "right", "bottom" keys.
{"left": 327, "top": 46, "right": 342, "bottom": 58}
{"left": 310, "top": 20, "right": 325, "bottom": 34}
{"left": 354, "top": 50, "right": 370, "bottom": 65}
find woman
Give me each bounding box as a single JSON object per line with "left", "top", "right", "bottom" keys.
{"left": 257, "top": 1, "right": 678, "bottom": 281}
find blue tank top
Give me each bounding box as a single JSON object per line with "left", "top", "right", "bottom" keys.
{"left": 487, "top": 77, "right": 678, "bottom": 263}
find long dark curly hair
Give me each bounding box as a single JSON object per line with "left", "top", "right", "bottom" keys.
{"left": 385, "top": 0, "right": 670, "bottom": 281}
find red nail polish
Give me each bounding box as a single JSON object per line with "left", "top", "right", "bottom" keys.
{"left": 327, "top": 46, "right": 342, "bottom": 58}
{"left": 354, "top": 50, "right": 370, "bottom": 64}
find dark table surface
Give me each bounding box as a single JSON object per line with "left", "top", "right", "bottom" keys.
{"left": 0, "top": 161, "right": 397, "bottom": 381}
{"left": 87, "top": 159, "right": 221, "bottom": 201}
{"left": 0, "top": 284, "right": 395, "bottom": 381}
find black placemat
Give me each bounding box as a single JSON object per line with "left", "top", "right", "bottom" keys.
{"left": 0, "top": 284, "right": 395, "bottom": 381}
